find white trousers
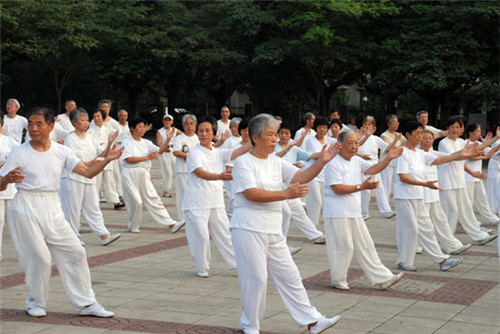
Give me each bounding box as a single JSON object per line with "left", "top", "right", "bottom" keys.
{"left": 361, "top": 174, "right": 392, "bottom": 215}
{"left": 122, "top": 168, "right": 174, "bottom": 230}
{"left": 60, "top": 178, "right": 110, "bottom": 237}
{"left": 9, "top": 191, "right": 96, "bottom": 310}
{"left": 425, "top": 201, "right": 464, "bottom": 253}
{"left": 231, "top": 229, "right": 322, "bottom": 334}
{"left": 439, "top": 189, "right": 489, "bottom": 241}
{"left": 0, "top": 199, "right": 11, "bottom": 260}
{"left": 324, "top": 217, "right": 393, "bottom": 287}
{"left": 159, "top": 153, "right": 175, "bottom": 192}
{"left": 282, "top": 199, "right": 323, "bottom": 240}
{"left": 95, "top": 169, "right": 120, "bottom": 204}
{"left": 305, "top": 180, "right": 323, "bottom": 225}
{"left": 111, "top": 160, "right": 123, "bottom": 197}
{"left": 395, "top": 199, "right": 449, "bottom": 267}
{"left": 184, "top": 208, "right": 236, "bottom": 273}
{"left": 486, "top": 168, "right": 500, "bottom": 215}
{"left": 380, "top": 165, "right": 394, "bottom": 201}
{"left": 467, "top": 181, "right": 499, "bottom": 224}
{"left": 224, "top": 180, "right": 235, "bottom": 214}
{"left": 175, "top": 173, "right": 187, "bottom": 221}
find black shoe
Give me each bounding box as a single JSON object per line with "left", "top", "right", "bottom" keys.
{"left": 114, "top": 202, "right": 125, "bottom": 210}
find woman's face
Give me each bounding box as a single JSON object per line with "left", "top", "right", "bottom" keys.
{"left": 316, "top": 125, "right": 328, "bottom": 138}
{"left": 447, "top": 122, "right": 461, "bottom": 138}
{"left": 74, "top": 114, "right": 90, "bottom": 132}
{"left": 230, "top": 122, "right": 240, "bottom": 137}
{"left": 330, "top": 123, "right": 340, "bottom": 138}
{"left": 131, "top": 122, "right": 146, "bottom": 137}
{"left": 278, "top": 128, "right": 291, "bottom": 144}
{"left": 183, "top": 118, "right": 196, "bottom": 136}
{"left": 363, "top": 121, "right": 375, "bottom": 132}
{"left": 240, "top": 128, "right": 249, "bottom": 141}
{"left": 420, "top": 132, "right": 434, "bottom": 151}
{"left": 93, "top": 112, "right": 103, "bottom": 127}
{"left": 163, "top": 118, "right": 173, "bottom": 128}
{"left": 469, "top": 127, "right": 482, "bottom": 141}
{"left": 254, "top": 125, "right": 278, "bottom": 154}
{"left": 388, "top": 117, "right": 399, "bottom": 131}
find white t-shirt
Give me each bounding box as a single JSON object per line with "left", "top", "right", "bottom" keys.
{"left": 62, "top": 132, "right": 102, "bottom": 184}
{"left": 323, "top": 155, "right": 373, "bottom": 219}
{"left": 358, "top": 135, "right": 388, "bottom": 162}
{"left": 465, "top": 139, "right": 489, "bottom": 183}
{"left": 425, "top": 125, "right": 442, "bottom": 136}
{"left": 487, "top": 139, "right": 500, "bottom": 171}
{"left": 437, "top": 137, "right": 467, "bottom": 190}
{"left": 0, "top": 135, "right": 19, "bottom": 199}
{"left": 120, "top": 136, "right": 159, "bottom": 170}
{"left": 304, "top": 136, "right": 336, "bottom": 182}
{"left": 294, "top": 127, "right": 316, "bottom": 150}
{"left": 87, "top": 124, "right": 112, "bottom": 171}
{"left": 117, "top": 122, "right": 131, "bottom": 143}
{"left": 216, "top": 119, "right": 230, "bottom": 139}
{"left": 158, "top": 127, "right": 178, "bottom": 156}
{"left": 173, "top": 134, "right": 199, "bottom": 173}
{"left": 56, "top": 113, "right": 75, "bottom": 132}
{"left": 182, "top": 144, "right": 233, "bottom": 211}
{"left": 394, "top": 147, "right": 437, "bottom": 200}
{"left": 231, "top": 152, "right": 298, "bottom": 234}
{"left": 0, "top": 141, "right": 80, "bottom": 191}
{"left": 422, "top": 149, "right": 446, "bottom": 203}
{"left": 3, "top": 115, "right": 27, "bottom": 144}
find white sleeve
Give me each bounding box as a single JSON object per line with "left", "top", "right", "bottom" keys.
{"left": 324, "top": 160, "right": 342, "bottom": 186}
{"left": 233, "top": 156, "right": 258, "bottom": 193}
{"left": 395, "top": 151, "right": 410, "bottom": 175}
{"left": 186, "top": 148, "right": 203, "bottom": 174}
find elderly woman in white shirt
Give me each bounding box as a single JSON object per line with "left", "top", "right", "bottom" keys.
{"left": 231, "top": 114, "right": 341, "bottom": 334}
{"left": 380, "top": 114, "right": 406, "bottom": 202}
{"left": 156, "top": 114, "right": 182, "bottom": 198}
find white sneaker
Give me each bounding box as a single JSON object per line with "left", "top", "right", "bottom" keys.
{"left": 197, "top": 271, "right": 209, "bottom": 278}
{"left": 77, "top": 303, "right": 114, "bottom": 317}
{"left": 170, "top": 220, "right": 186, "bottom": 234}
{"left": 128, "top": 228, "right": 140, "bottom": 233}
{"left": 308, "top": 315, "right": 341, "bottom": 334}
{"left": 380, "top": 272, "right": 404, "bottom": 290}
{"left": 362, "top": 213, "right": 370, "bottom": 221}
{"left": 101, "top": 233, "right": 121, "bottom": 246}
{"left": 289, "top": 246, "right": 302, "bottom": 255}
{"left": 27, "top": 306, "right": 46, "bottom": 317}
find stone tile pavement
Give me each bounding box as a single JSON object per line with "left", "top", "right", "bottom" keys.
{"left": 1, "top": 159, "right": 498, "bottom": 333}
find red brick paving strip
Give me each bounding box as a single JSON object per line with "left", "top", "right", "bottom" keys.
{"left": 0, "top": 308, "right": 280, "bottom": 334}
{"left": 303, "top": 269, "right": 498, "bottom": 305}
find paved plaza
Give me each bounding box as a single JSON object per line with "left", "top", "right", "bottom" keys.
{"left": 1, "top": 159, "right": 499, "bottom": 334}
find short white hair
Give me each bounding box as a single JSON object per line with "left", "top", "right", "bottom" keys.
{"left": 6, "top": 98, "right": 20, "bottom": 109}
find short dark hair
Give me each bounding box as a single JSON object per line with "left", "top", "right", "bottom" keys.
{"left": 26, "top": 107, "right": 55, "bottom": 125}
{"left": 238, "top": 118, "right": 249, "bottom": 135}
{"left": 447, "top": 116, "right": 464, "bottom": 128}
{"left": 466, "top": 123, "right": 480, "bottom": 136}
{"left": 92, "top": 109, "right": 106, "bottom": 120}
{"left": 129, "top": 117, "right": 147, "bottom": 130}
{"left": 403, "top": 121, "right": 424, "bottom": 137}
{"left": 279, "top": 120, "right": 295, "bottom": 133}
{"left": 197, "top": 116, "right": 217, "bottom": 136}
{"left": 313, "top": 116, "right": 329, "bottom": 130}
{"left": 329, "top": 118, "right": 342, "bottom": 128}
{"left": 98, "top": 99, "right": 112, "bottom": 108}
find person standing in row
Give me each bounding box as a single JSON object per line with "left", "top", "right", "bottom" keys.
{"left": 156, "top": 114, "right": 182, "bottom": 198}
{"left": 3, "top": 98, "right": 27, "bottom": 144}
{"left": 220, "top": 117, "right": 242, "bottom": 216}
{"left": 216, "top": 105, "right": 231, "bottom": 141}
{"left": 116, "top": 109, "right": 131, "bottom": 147}
{"left": 0, "top": 107, "right": 119, "bottom": 318}
{"left": 56, "top": 99, "right": 76, "bottom": 132}
{"left": 485, "top": 131, "right": 500, "bottom": 215}
{"left": 380, "top": 114, "right": 405, "bottom": 201}
{"left": 416, "top": 111, "right": 447, "bottom": 139}
{"left": 294, "top": 112, "right": 316, "bottom": 150}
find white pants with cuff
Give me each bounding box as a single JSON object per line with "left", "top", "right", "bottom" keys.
{"left": 122, "top": 167, "right": 175, "bottom": 231}
{"left": 305, "top": 180, "right": 323, "bottom": 225}
{"left": 175, "top": 173, "right": 187, "bottom": 221}
{"left": 282, "top": 199, "right": 323, "bottom": 240}
{"left": 159, "top": 153, "right": 175, "bottom": 193}
{"left": 184, "top": 208, "right": 236, "bottom": 273}
{"left": 425, "top": 201, "right": 464, "bottom": 253}
{"left": 466, "top": 181, "right": 499, "bottom": 224}
{"left": 231, "top": 229, "right": 322, "bottom": 334}
{"left": 60, "top": 178, "right": 110, "bottom": 237}
{"left": 395, "top": 199, "right": 449, "bottom": 267}
{"left": 9, "top": 190, "right": 97, "bottom": 310}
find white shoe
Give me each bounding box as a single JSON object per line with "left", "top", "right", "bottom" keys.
{"left": 332, "top": 284, "right": 350, "bottom": 291}
{"left": 415, "top": 247, "right": 423, "bottom": 254}
{"left": 362, "top": 213, "right": 370, "bottom": 221}
{"left": 101, "top": 233, "right": 121, "bottom": 246}
{"left": 197, "top": 271, "right": 209, "bottom": 278}
{"left": 308, "top": 315, "right": 341, "bottom": 334}
{"left": 80, "top": 240, "right": 86, "bottom": 246}
{"left": 449, "top": 243, "right": 472, "bottom": 255}
{"left": 383, "top": 211, "right": 396, "bottom": 219}
{"left": 479, "top": 226, "right": 493, "bottom": 233}
{"left": 77, "top": 303, "right": 114, "bottom": 317}
{"left": 170, "top": 220, "right": 185, "bottom": 234}
{"left": 27, "top": 306, "right": 46, "bottom": 317}
{"left": 380, "top": 272, "right": 404, "bottom": 290}
{"left": 289, "top": 246, "right": 302, "bottom": 255}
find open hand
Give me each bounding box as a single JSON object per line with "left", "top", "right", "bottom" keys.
{"left": 284, "top": 183, "right": 309, "bottom": 199}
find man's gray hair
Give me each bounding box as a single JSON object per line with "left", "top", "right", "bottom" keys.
{"left": 385, "top": 114, "right": 398, "bottom": 125}
{"left": 229, "top": 117, "right": 242, "bottom": 127}
{"left": 338, "top": 130, "right": 355, "bottom": 143}
{"left": 98, "top": 99, "right": 112, "bottom": 107}
{"left": 118, "top": 109, "right": 128, "bottom": 116}
{"left": 182, "top": 113, "right": 197, "bottom": 126}
{"left": 6, "top": 98, "right": 20, "bottom": 108}
{"left": 416, "top": 110, "right": 428, "bottom": 119}
{"left": 303, "top": 112, "right": 315, "bottom": 122}
{"left": 69, "top": 108, "right": 88, "bottom": 124}
{"left": 249, "top": 114, "right": 279, "bottom": 145}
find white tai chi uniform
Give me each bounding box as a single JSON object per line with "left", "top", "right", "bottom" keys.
{"left": 379, "top": 131, "right": 405, "bottom": 200}
{"left": 486, "top": 140, "right": 500, "bottom": 215}
{"left": 157, "top": 127, "right": 177, "bottom": 193}
{"left": 231, "top": 153, "right": 322, "bottom": 334}
{"left": 56, "top": 113, "right": 75, "bottom": 132}
{"left": 3, "top": 114, "right": 27, "bottom": 144}
{"left": 304, "top": 136, "right": 336, "bottom": 225}
{"left": 0, "top": 134, "right": 19, "bottom": 260}
{"left": 358, "top": 135, "right": 393, "bottom": 216}
{"left": 423, "top": 149, "right": 467, "bottom": 253}
{"left": 182, "top": 144, "right": 236, "bottom": 273}
{"left": 220, "top": 135, "right": 242, "bottom": 215}
{"left": 173, "top": 133, "right": 199, "bottom": 221}
{"left": 60, "top": 132, "right": 110, "bottom": 237}
{"left": 274, "top": 144, "right": 323, "bottom": 240}
{"left": 120, "top": 136, "right": 176, "bottom": 231}
{"left": 394, "top": 147, "right": 450, "bottom": 267}
{"left": 0, "top": 142, "right": 97, "bottom": 311}
{"left": 323, "top": 155, "right": 394, "bottom": 288}
{"left": 465, "top": 141, "right": 499, "bottom": 224}
{"left": 293, "top": 127, "right": 316, "bottom": 150}
{"left": 88, "top": 124, "right": 120, "bottom": 204}
{"left": 438, "top": 137, "right": 489, "bottom": 241}
{"left": 216, "top": 119, "right": 230, "bottom": 139}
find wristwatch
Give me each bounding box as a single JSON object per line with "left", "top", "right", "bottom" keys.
{"left": 355, "top": 184, "right": 361, "bottom": 191}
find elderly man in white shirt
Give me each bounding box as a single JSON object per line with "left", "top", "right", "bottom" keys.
{"left": 3, "top": 98, "right": 27, "bottom": 144}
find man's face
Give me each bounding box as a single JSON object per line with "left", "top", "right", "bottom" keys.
{"left": 420, "top": 132, "right": 434, "bottom": 151}
{"left": 417, "top": 113, "right": 428, "bottom": 126}
{"left": 28, "top": 114, "right": 54, "bottom": 141}
{"left": 341, "top": 132, "right": 359, "bottom": 159}
{"left": 65, "top": 101, "right": 76, "bottom": 113}
{"left": 220, "top": 107, "right": 230, "bottom": 120}
{"left": 406, "top": 127, "right": 424, "bottom": 146}
{"left": 183, "top": 118, "right": 196, "bottom": 136}
{"left": 100, "top": 103, "right": 111, "bottom": 116}
{"left": 306, "top": 115, "right": 316, "bottom": 128}
{"left": 197, "top": 121, "right": 214, "bottom": 146}
{"left": 118, "top": 112, "right": 128, "bottom": 124}
{"left": 6, "top": 100, "right": 19, "bottom": 115}
{"left": 330, "top": 111, "right": 340, "bottom": 120}
{"left": 447, "top": 122, "right": 461, "bottom": 137}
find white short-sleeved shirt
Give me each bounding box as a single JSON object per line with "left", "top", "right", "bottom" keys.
{"left": 231, "top": 152, "right": 298, "bottom": 234}
{"left": 294, "top": 127, "right": 316, "bottom": 150}
{"left": 173, "top": 134, "right": 199, "bottom": 173}
{"left": 3, "top": 115, "right": 27, "bottom": 144}
{"left": 182, "top": 144, "right": 233, "bottom": 211}
{"left": 0, "top": 142, "right": 80, "bottom": 191}
{"left": 62, "top": 132, "right": 102, "bottom": 184}
{"left": 394, "top": 147, "right": 437, "bottom": 200}
{"left": 0, "top": 135, "right": 20, "bottom": 199}
{"left": 422, "top": 149, "right": 446, "bottom": 203}
{"left": 437, "top": 137, "right": 467, "bottom": 190}
{"left": 358, "top": 135, "right": 388, "bottom": 162}
{"left": 56, "top": 113, "right": 75, "bottom": 132}
{"left": 216, "top": 119, "right": 230, "bottom": 139}
{"left": 304, "top": 136, "right": 336, "bottom": 182}
{"left": 87, "top": 124, "right": 112, "bottom": 171}
{"left": 465, "top": 139, "right": 489, "bottom": 183}
{"left": 117, "top": 122, "right": 131, "bottom": 143}
{"left": 323, "top": 155, "right": 373, "bottom": 219}
{"left": 120, "top": 136, "right": 159, "bottom": 170}
{"left": 487, "top": 139, "right": 500, "bottom": 171}
{"left": 425, "top": 125, "right": 442, "bottom": 136}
